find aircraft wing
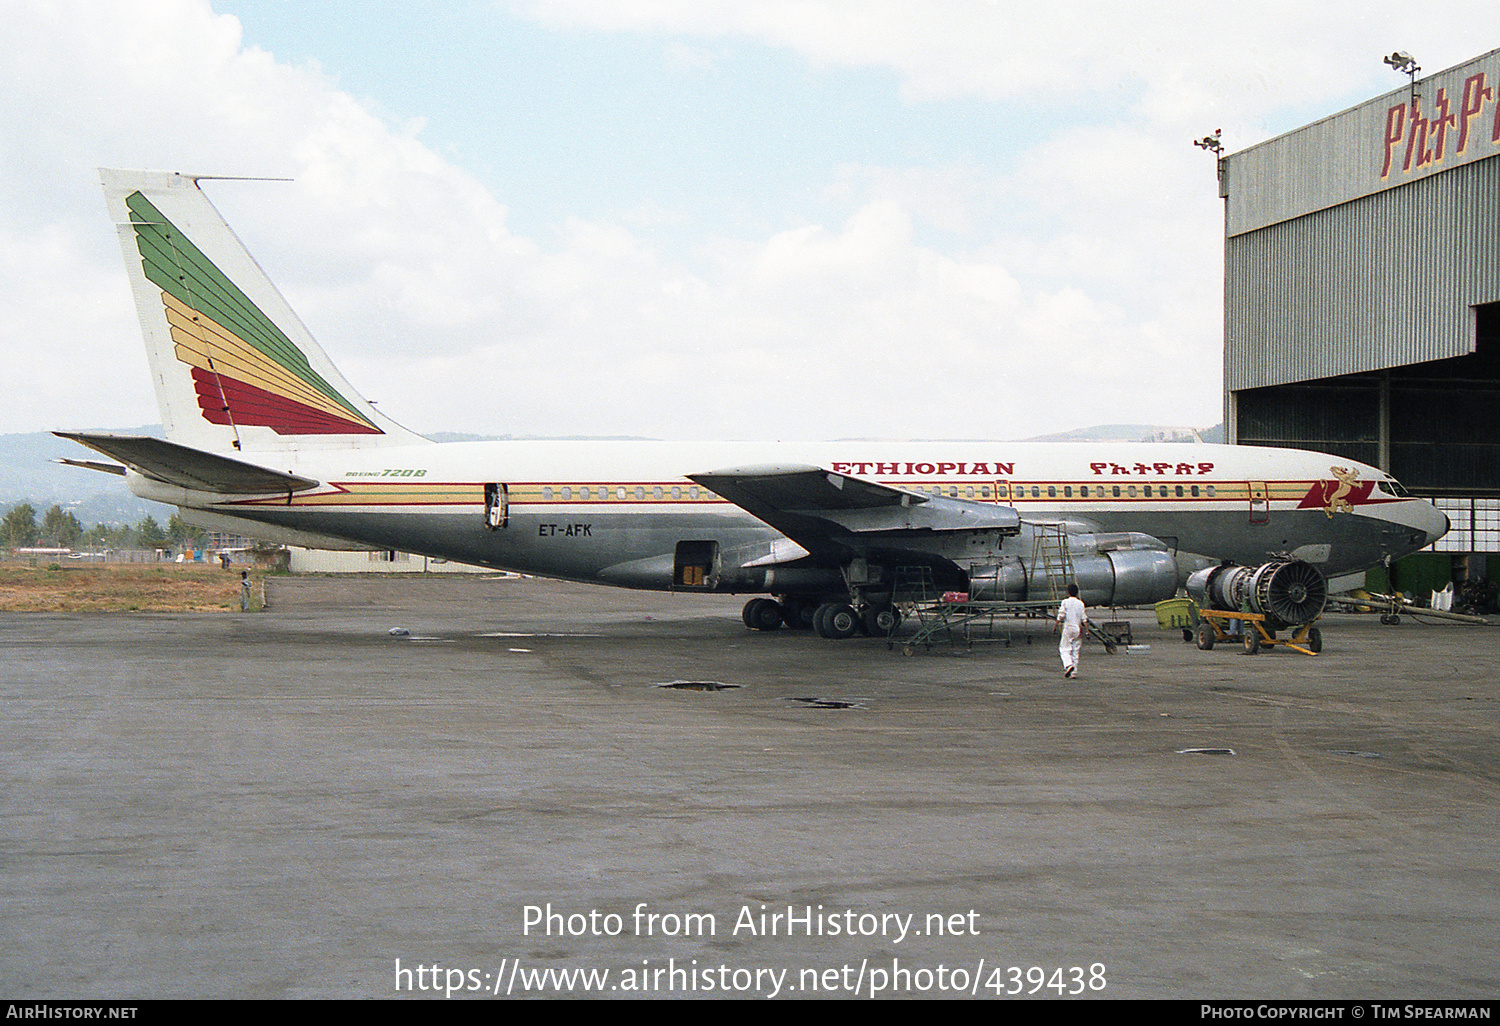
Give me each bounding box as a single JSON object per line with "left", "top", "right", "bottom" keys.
{"left": 689, "top": 464, "right": 1020, "bottom": 562}
{"left": 55, "top": 432, "right": 319, "bottom": 494}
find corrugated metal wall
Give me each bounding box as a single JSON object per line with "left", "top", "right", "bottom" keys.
{"left": 1226, "top": 154, "right": 1500, "bottom": 392}
{"left": 1226, "top": 48, "right": 1500, "bottom": 236}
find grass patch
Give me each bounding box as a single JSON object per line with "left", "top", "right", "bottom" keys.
{"left": 0, "top": 563, "right": 269, "bottom": 612}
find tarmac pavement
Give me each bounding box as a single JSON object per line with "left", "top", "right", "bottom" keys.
{"left": 1, "top": 574, "right": 1497, "bottom": 999}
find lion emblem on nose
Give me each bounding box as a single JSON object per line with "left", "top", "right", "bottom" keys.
{"left": 1325, "top": 466, "right": 1359, "bottom": 517}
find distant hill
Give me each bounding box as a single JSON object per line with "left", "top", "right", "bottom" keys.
{"left": 1019, "top": 423, "right": 1225, "bottom": 443}
{"left": 1, "top": 427, "right": 164, "bottom": 525}
{"left": 428, "top": 432, "right": 658, "bottom": 443}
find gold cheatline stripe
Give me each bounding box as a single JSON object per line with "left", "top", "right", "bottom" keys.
{"left": 162, "top": 293, "right": 375, "bottom": 429}
{"left": 296, "top": 484, "right": 476, "bottom": 506}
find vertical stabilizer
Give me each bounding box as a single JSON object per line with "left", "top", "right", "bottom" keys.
{"left": 100, "top": 169, "right": 429, "bottom": 452}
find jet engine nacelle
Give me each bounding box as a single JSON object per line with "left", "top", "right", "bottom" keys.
{"left": 968, "top": 532, "right": 1179, "bottom": 607}
{"left": 1186, "top": 559, "right": 1327, "bottom": 627}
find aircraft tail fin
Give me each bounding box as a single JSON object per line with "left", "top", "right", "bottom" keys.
{"left": 100, "top": 169, "right": 429, "bottom": 453}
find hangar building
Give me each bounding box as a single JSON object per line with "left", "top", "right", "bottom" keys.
{"left": 1221, "top": 47, "right": 1500, "bottom": 583}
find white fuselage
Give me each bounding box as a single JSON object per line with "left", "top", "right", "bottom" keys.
{"left": 134, "top": 439, "right": 1449, "bottom": 593}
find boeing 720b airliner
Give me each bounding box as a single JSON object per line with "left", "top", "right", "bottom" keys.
{"left": 59, "top": 171, "right": 1449, "bottom": 637}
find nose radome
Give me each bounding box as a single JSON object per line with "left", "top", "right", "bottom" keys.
{"left": 1418, "top": 506, "right": 1451, "bottom": 548}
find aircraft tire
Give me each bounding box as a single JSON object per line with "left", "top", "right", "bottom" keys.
{"left": 813, "top": 602, "right": 833, "bottom": 638}
{"left": 781, "top": 596, "right": 817, "bottom": 630}
{"left": 743, "top": 598, "right": 783, "bottom": 631}
{"left": 864, "top": 605, "right": 901, "bottom": 636}
{"left": 1195, "top": 621, "right": 1215, "bottom": 650}
{"left": 816, "top": 602, "right": 859, "bottom": 639}
{"left": 743, "top": 598, "right": 765, "bottom": 629}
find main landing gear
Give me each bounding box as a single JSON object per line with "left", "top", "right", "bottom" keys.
{"left": 741, "top": 597, "right": 902, "bottom": 639}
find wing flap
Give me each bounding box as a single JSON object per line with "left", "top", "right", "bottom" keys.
{"left": 55, "top": 432, "right": 319, "bottom": 494}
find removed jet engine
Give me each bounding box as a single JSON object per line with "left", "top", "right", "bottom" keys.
{"left": 1186, "top": 559, "right": 1327, "bottom": 628}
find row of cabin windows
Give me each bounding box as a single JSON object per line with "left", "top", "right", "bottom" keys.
{"left": 908, "top": 483, "right": 1217, "bottom": 499}
{"left": 534, "top": 483, "right": 1220, "bottom": 502}
{"left": 540, "top": 484, "right": 704, "bottom": 501}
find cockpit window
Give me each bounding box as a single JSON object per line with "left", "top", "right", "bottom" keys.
{"left": 1380, "top": 478, "right": 1412, "bottom": 498}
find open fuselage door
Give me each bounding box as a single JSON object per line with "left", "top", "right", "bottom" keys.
{"left": 674, "top": 540, "right": 720, "bottom": 590}
{"left": 484, "top": 483, "right": 508, "bottom": 530}
{"left": 1249, "top": 481, "right": 1270, "bottom": 525}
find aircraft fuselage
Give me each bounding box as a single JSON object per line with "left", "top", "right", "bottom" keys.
{"left": 131, "top": 438, "right": 1448, "bottom": 595}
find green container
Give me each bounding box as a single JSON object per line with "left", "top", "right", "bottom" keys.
{"left": 1155, "top": 596, "right": 1197, "bottom": 630}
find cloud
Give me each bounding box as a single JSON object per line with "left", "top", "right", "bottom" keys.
{"left": 512, "top": 0, "right": 1496, "bottom": 131}
{"left": 15, "top": 0, "right": 1484, "bottom": 442}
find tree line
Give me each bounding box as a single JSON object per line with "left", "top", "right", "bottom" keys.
{"left": 1, "top": 503, "right": 207, "bottom": 551}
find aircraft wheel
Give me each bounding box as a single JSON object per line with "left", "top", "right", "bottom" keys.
{"left": 1195, "top": 621, "right": 1215, "bottom": 650}
{"left": 782, "top": 597, "right": 817, "bottom": 630}
{"left": 816, "top": 602, "right": 859, "bottom": 639}
{"left": 1306, "top": 626, "right": 1322, "bottom": 653}
{"left": 864, "top": 605, "right": 901, "bottom": 636}
{"left": 742, "top": 598, "right": 783, "bottom": 631}
{"left": 1380, "top": 613, "right": 1401, "bottom": 626}
{"left": 812, "top": 603, "right": 831, "bottom": 636}
{"left": 743, "top": 598, "right": 765, "bottom": 629}
{"left": 1243, "top": 630, "right": 1260, "bottom": 655}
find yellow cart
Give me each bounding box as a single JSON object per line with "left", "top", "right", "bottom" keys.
{"left": 1193, "top": 609, "right": 1322, "bottom": 656}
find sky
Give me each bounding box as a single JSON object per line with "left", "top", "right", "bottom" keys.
{"left": 0, "top": 0, "right": 1492, "bottom": 441}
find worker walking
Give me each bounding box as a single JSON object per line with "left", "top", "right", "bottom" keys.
{"left": 1056, "top": 582, "right": 1089, "bottom": 679}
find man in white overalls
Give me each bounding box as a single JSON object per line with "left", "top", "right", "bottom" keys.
{"left": 1056, "top": 583, "right": 1088, "bottom": 680}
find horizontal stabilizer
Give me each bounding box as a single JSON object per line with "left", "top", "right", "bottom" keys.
{"left": 54, "top": 458, "right": 127, "bottom": 476}
{"left": 55, "top": 432, "right": 319, "bottom": 494}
